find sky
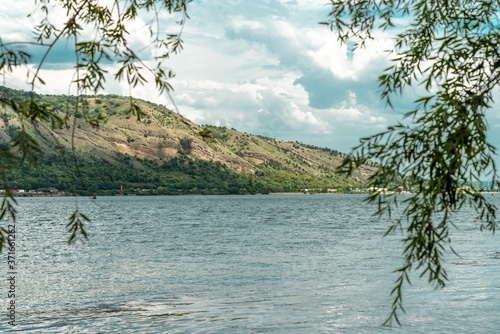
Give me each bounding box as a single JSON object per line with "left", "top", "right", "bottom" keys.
{"left": 1, "top": 0, "right": 500, "bottom": 155}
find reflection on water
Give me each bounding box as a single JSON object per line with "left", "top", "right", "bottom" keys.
{"left": 2, "top": 195, "right": 499, "bottom": 333}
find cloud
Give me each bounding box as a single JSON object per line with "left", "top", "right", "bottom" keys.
{"left": 0, "top": 0, "right": 427, "bottom": 153}
{"left": 225, "top": 17, "right": 395, "bottom": 112}
{"left": 164, "top": 73, "right": 332, "bottom": 140}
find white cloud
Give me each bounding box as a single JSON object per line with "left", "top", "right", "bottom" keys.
{"left": 0, "top": 0, "right": 426, "bottom": 153}
{"left": 326, "top": 91, "right": 386, "bottom": 124}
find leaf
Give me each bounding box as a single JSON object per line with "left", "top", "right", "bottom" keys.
{"left": 66, "top": 209, "right": 90, "bottom": 244}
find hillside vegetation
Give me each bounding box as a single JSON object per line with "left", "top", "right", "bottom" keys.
{"left": 0, "top": 87, "right": 376, "bottom": 195}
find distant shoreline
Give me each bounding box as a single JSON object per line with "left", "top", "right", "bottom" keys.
{"left": 268, "top": 192, "right": 351, "bottom": 195}
{"left": 10, "top": 191, "right": 499, "bottom": 198}
{"left": 12, "top": 192, "right": 357, "bottom": 197}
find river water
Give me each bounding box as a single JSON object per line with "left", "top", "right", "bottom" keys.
{"left": 1, "top": 194, "right": 499, "bottom": 333}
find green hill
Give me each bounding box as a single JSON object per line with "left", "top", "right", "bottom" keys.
{"left": 0, "top": 87, "right": 376, "bottom": 195}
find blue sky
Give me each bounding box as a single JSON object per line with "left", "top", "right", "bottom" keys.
{"left": 2, "top": 0, "right": 500, "bottom": 156}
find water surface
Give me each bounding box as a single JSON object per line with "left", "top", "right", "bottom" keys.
{"left": 2, "top": 195, "right": 499, "bottom": 333}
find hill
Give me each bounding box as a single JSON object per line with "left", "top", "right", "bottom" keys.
{"left": 0, "top": 87, "right": 376, "bottom": 195}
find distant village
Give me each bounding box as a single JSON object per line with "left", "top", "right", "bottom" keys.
{"left": 0, "top": 188, "right": 68, "bottom": 196}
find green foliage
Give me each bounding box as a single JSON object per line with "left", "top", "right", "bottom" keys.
{"left": 0, "top": 191, "right": 16, "bottom": 252}
{"left": 325, "top": 0, "right": 500, "bottom": 325}
{"left": 5, "top": 151, "right": 361, "bottom": 197}
{"left": 67, "top": 210, "right": 90, "bottom": 244}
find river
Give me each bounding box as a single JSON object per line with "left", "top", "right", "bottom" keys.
{"left": 2, "top": 194, "right": 499, "bottom": 333}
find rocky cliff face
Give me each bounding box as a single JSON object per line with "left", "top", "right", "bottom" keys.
{"left": 0, "top": 92, "right": 377, "bottom": 181}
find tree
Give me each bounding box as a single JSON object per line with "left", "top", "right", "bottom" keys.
{"left": 0, "top": 0, "right": 190, "bottom": 246}
{"left": 323, "top": 0, "right": 500, "bottom": 325}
